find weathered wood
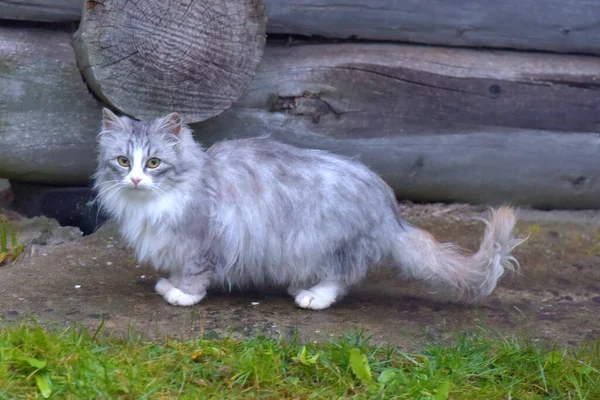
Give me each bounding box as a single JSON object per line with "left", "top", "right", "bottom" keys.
{"left": 2, "top": 31, "right": 599, "bottom": 208}
{"left": 74, "top": 0, "right": 266, "bottom": 123}
{"left": 0, "top": 0, "right": 80, "bottom": 22}
{"left": 219, "top": 43, "right": 600, "bottom": 134}
{"left": 0, "top": 24, "right": 103, "bottom": 184}
{"left": 5, "top": 0, "right": 600, "bottom": 56}
{"left": 265, "top": 0, "right": 600, "bottom": 55}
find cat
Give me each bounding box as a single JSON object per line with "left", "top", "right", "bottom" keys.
{"left": 94, "top": 108, "right": 525, "bottom": 310}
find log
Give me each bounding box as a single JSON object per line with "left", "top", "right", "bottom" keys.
{"left": 0, "top": 0, "right": 80, "bottom": 22}
{"left": 264, "top": 0, "right": 600, "bottom": 56}
{"left": 0, "top": 24, "right": 103, "bottom": 184}
{"left": 2, "top": 27, "right": 599, "bottom": 208}
{"left": 214, "top": 43, "right": 600, "bottom": 134}
{"left": 73, "top": 0, "right": 266, "bottom": 122}
{"left": 3, "top": 0, "right": 600, "bottom": 56}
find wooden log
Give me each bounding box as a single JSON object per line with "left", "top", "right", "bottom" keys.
{"left": 2, "top": 29, "right": 599, "bottom": 208}
{"left": 0, "top": 24, "right": 103, "bottom": 184}
{"left": 0, "top": 0, "right": 80, "bottom": 22}
{"left": 217, "top": 43, "right": 600, "bottom": 134}
{"left": 264, "top": 0, "right": 600, "bottom": 55}
{"left": 4, "top": 0, "right": 600, "bottom": 55}
{"left": 73, "top": 0, "right": 266, "bottom": 123}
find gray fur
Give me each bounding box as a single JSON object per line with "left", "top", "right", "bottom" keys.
{"left": 94, "top": 109, "right": 524, "bottom": 308}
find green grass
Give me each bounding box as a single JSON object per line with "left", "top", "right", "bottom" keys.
{"left": 0, "top": 215, "right": 24, "bottom": 266}
{"left": 0, "top": 322, "right": 598, "bottom": 399}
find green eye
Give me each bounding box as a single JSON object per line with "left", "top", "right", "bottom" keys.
{"left": 117, "top": 156, "right": 130, "bottom": 167}
{"left": 146, "top": 158, "right": 161, "bottom": 168}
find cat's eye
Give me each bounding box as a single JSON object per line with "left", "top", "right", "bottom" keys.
{"left": 146, "top": 158, "right": 161, "bottom": 169}
{"left": 117, "top": 156, "right": 130, "bottom": 167}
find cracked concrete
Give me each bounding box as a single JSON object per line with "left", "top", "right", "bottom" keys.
{"left": 1, "top": 203, "right": 599, "bottom": 349}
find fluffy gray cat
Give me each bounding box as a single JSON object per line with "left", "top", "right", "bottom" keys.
{"left": 94, "top": 108, "right": 525, "bottom": 310}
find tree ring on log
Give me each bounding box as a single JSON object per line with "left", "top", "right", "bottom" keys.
{"left": 74, "top": 0, "right": 266, "bottom": 123}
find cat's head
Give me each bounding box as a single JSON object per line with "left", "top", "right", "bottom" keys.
{"left": 93, "top": 108, "right": 199, "bottom": 199}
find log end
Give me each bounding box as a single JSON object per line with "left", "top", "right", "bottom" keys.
{"left": 74, "top": 0, "right": 267, "bottom": 123}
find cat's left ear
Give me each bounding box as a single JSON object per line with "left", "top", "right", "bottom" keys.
{"left": 157, "top": 112, "right": 184, "bottom": 138}
{"left": 101, "top": 108, "right": 127, "bottom": 134}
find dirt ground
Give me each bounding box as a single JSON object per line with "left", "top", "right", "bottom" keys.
{"left": 1, "top": 203, "right": 599, "bottom": 349}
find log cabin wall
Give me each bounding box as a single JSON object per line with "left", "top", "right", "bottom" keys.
{"left": 1, "top": 0, "right": 599, "bottom": 209}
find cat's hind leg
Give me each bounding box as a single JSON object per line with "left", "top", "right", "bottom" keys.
{"left": 293, "top": 281, "right": 347, "bottom": 310}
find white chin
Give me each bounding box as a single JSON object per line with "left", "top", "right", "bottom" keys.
{"left": 126, "top": 186, "right": 151, "bottom": 193}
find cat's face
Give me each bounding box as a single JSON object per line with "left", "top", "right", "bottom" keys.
{"left": 94, "top": 108, "right": 189, "bottom": 199}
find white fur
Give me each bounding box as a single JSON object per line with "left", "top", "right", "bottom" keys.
{"left": 105, "top": 186, "right": 194, "bottom": 273}
{"left": 155, "top": 278, "right": 174, "bottom": 296}
{"left": 293, "top": 281, "right": 347, "bottom": 310}
{"left": 125, "top": 149, "right": 148, "bottom": 188}
{"left": 163, "top": 287, "right": 205, "bottom": 306}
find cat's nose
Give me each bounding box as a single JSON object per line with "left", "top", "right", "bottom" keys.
{"left": 131, "top": 177, "right": 142, "bottom": 186}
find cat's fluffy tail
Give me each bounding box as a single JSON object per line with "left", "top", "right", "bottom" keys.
{"left": 391, "top": 206, "right": 526, "bottom": 301}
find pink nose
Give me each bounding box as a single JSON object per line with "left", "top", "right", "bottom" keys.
{"left": 131, "top": 177, "right": 141, "bottom": 186}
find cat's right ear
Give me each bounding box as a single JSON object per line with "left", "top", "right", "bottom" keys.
{"left": 101, "top": 108, "right": 126, "bottom": 135}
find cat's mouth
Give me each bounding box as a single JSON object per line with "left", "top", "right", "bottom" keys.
{"left": 124, "top": 185, "right": 152, "bottom": 194}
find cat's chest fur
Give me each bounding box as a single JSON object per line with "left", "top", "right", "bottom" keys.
{"left": 117, "top": 194, "right": 189, "bottom": 272}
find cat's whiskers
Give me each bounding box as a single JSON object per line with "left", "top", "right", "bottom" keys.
{"left": 92, "top": 180, "right": 123, "bottom": 214}
{"left": 97, "top": 183, "right": 126, "bottom": 218}
{"left": 148, "top": 184, "right": 168, "bottom": 198}
{"left": 92, "top": 179, "right": 122, "bottom": 200}
{"left": 95, "top": 180, "right": 124, "bottom": 201}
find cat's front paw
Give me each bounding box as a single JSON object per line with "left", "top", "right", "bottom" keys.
{"left": 163, "top": 287, "right": 205, "bottom": 307}
{"left": 155, "top": 278, "right": 174, "bottom": 296}
{"left": 295, "top": 289, "right": 335, "bottom": 310}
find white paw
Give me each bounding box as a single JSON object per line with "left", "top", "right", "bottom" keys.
{"left": 155, "top": 278, "right": 174, "bottom": 296}
{"left": 294, "top": 290, "right": 334, "bottom": 310}
{"left": 163, "top": 287, "right": 205, "bottom": 307}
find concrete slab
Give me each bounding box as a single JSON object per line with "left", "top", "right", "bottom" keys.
{"left": 1, "top": 203, "right": 599, "bottom": 349}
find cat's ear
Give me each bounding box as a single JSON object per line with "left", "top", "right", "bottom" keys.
{"left": 157, "top": 112, "right": 184, "bottom": 137}
{"left": 101, "top": 108, "right": 127, "bottom": 134}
